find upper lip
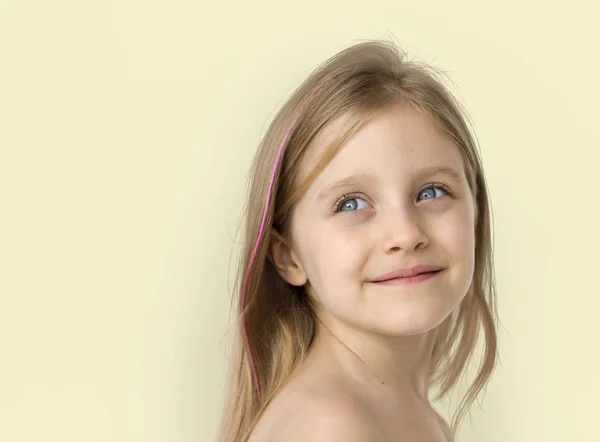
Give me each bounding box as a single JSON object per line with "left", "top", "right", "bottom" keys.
{"left": 368, "top": 264, "right": 444, "bottom": 282}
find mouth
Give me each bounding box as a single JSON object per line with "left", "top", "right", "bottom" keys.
{"left": 370, "top": 269, "right": 444, "bottom": 285}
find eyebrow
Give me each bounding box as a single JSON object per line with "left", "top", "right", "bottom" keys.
{"left": 316, "top": 166, "right": 463, "bottom": 203}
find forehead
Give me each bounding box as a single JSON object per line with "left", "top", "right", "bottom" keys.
{"left": 297, "top": 104, "right": 464, "bottom": 192}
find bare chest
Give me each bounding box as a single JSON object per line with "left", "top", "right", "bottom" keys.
{"left": 367, "top": 396, "right": 452, "bottom": 442}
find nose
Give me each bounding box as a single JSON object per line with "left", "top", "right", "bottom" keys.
{"left": 381, "top": 207, "right": 429, "bottom": 253}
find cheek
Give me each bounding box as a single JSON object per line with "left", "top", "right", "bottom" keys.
{"left": 315, "top": 227, "right": 368, "bottom": 272}
{"left": 302, "top": 225, "right": 370, "bottom": 292}
{"left": 442, "top": 206, "right": 476, "bottom": 276}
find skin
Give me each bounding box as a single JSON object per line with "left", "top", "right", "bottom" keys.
{"left": 249, "top": 102, "right": 476, "bottom": 441}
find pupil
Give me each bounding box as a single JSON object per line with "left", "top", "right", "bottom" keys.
{"left": 344, "top": 200, "right": 356, "bottom": 210}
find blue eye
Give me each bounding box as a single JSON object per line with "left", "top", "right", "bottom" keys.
{"left": 334, "top": 185, "right": 451, "bottom": 213}
{"left": 417, "top": 185, "right": 449, "bottom": 201}
{"left": 336, "top": 195, "right": 370, "bottom": 212}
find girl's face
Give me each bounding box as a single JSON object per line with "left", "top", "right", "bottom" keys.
{"left": 274, "top": 103, "right": 476, "bottom": 336}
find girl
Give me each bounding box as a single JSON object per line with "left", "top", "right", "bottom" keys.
{"left": 217, "top": 38, "right": 499, "bottom": 442}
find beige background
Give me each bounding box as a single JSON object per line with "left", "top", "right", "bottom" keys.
{"left": 1, "top": 0, "right": 599, "bottom": 440}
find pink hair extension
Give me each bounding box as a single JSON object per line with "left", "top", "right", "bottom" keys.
{"left": 240, "top": 115, "right": 299, "bottom": 400}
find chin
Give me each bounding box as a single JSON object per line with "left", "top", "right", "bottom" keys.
{"left": 367, "top": 300, "right": 458, "bottom": 337}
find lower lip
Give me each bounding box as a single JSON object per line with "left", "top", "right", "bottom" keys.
{"left": 371, "top": 270, "right": 443, "bottom": 285}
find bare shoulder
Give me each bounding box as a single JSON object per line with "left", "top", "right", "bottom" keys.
{"left": 284, "top": 392, "right": 382, "bottom": 441}
{"left": 249, "top": 375, "right": 383, "bottom": 442}
{"left": 264, "top": 391, "right": 382, "bottom": 442}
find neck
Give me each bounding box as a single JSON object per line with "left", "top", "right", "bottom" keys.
{"left": 311, "top": 313, "right": 438, "bottom": 405}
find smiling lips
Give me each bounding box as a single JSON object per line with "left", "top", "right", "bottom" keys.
{"left": 368, "top": 264, "right": 445, "bottom": 284}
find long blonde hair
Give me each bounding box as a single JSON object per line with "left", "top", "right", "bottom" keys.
{"left": 217, "top": 38, "right": 499, "bottom": 442}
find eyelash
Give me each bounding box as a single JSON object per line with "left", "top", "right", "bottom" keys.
{"left": 332, "top": 183, "right": 454, "bottom": 213}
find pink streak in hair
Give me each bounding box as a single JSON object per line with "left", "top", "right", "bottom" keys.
{"left": 240, "top": 115, "right": 298, "bottom": 400}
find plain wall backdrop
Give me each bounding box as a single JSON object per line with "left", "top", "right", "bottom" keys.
{"left": 1, "top": 0, "right": 599, "bottom": 441}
